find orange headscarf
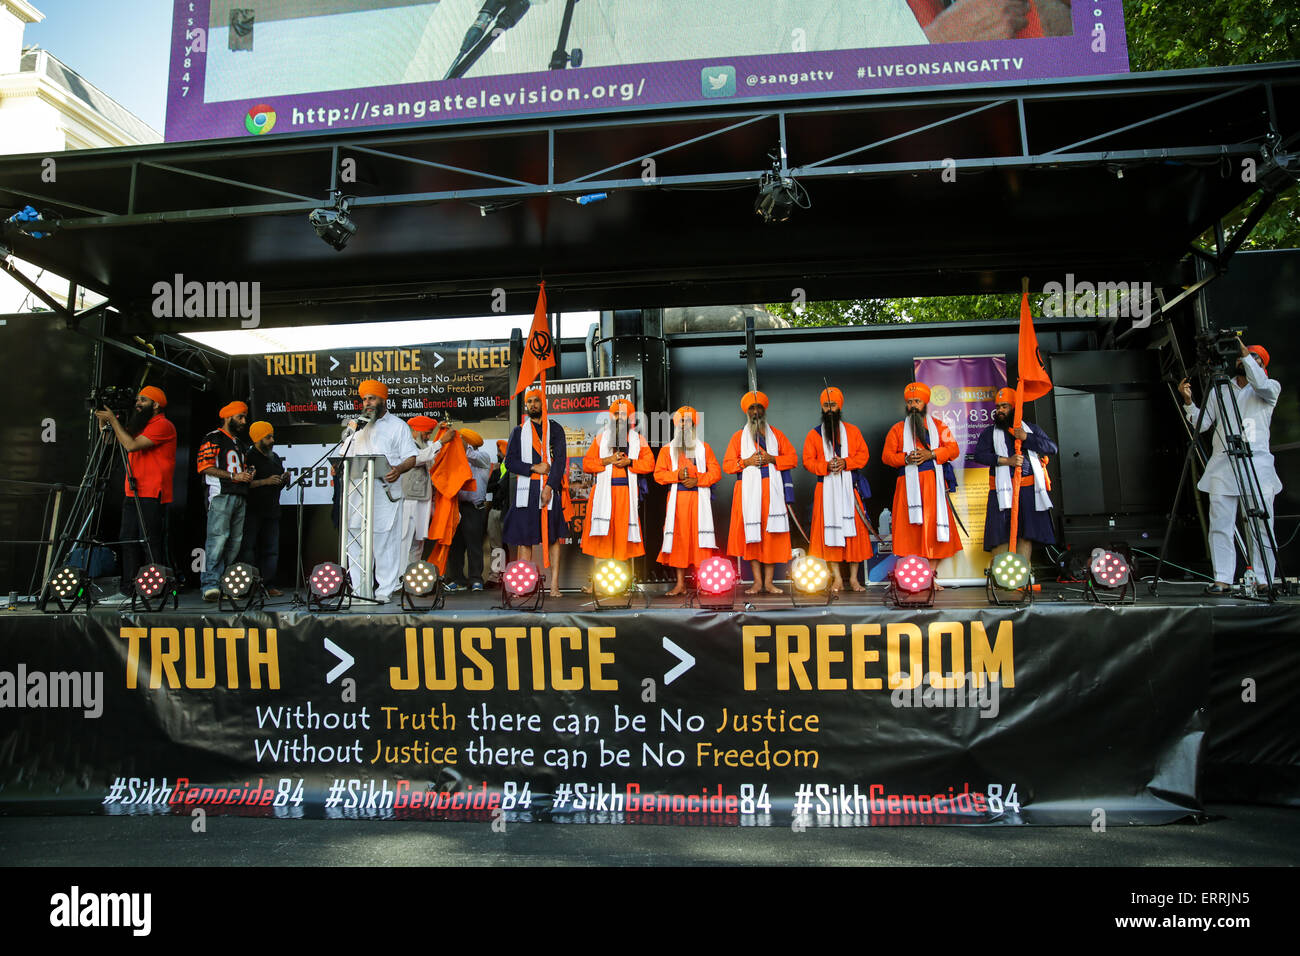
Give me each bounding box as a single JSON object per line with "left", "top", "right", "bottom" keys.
{"left": 903, "top": 382, "right": 930, "bottom": 403}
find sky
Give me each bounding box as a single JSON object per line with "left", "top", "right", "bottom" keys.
{"left": 20, "top": 1, "right": 600, "bottom": 350}
{"left": 25, "top": 0, "right": 174, "bottom": 133}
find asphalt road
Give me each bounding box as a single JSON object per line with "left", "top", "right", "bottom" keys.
{"left": 3, "top": 803, "right": 1297, "bottom": 867}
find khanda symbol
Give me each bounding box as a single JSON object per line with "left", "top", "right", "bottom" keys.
{"left": 529, "top": 327, "right": 553, "bottom": 360}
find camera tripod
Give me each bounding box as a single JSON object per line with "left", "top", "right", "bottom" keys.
{"left": 1151, "top": 360, "right": 1282, "bottom": 601}
{"left": 41, "top": 409, "right": 156, "bottom": 607}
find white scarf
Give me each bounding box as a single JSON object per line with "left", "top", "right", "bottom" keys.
{"left": 739, "top": 423, "right": 788, "bottom": 543}
{"left": 993, "top": 425, "right": 1050, "bottom": 512}
{"left": 820, "top": 423, "right": 857, "bottom": 547}
{"left": 661, "top": 443, "right": 716, "bottom": 553}
{"left": 516, "top": 418, "right": 553, "bottom": 511}
{"left": 902, "top": 415, "right": 949, "bottom": 543}
{"left": 589, "top": 428, "right": 642, "bottom": 542}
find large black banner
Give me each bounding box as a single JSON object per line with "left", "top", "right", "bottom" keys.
{"left": 0, "top": 605, "right": 1209, "bottom": 826}
{"left": 250, "top": 342, "right": 512, "bottom": 426}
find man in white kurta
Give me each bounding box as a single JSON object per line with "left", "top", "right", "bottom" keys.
{"left": 399, "top": 415, "right": 446, "bottom": 565}
{"left": 1179, "top": 342, "right": 1283, "bottom": 592}
{"left": 342, "top": 380, "right": 419, "bottom": 603}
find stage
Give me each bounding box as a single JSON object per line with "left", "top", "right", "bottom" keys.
{"left": 2, "top": 580, "right": 1297, "bottom": 827}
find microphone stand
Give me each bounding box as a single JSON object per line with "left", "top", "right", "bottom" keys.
{"left": 548, "top": 0, "right": 582, "bottom": 70}
{"left": 286, "top": 421, "right": 367, "bottom": 608}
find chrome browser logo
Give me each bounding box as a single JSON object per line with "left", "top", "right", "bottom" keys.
{"left": 245, "top": 104, "right": 276, "bottom": 135}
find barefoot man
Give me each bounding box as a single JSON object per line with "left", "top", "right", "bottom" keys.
{"left": 725, "top": 390, "right": 797, "bottom": 595}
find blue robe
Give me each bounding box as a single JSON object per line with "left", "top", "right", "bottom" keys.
{"left": 503, "top": 419, "right": 569, "bottom": 546}
{"left": 972, "top": 423, "right": 1058, "bottom": 549}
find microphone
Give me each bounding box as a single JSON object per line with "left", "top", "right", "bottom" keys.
{"left": 456, "top": 0, "right": 508, "bottom": 60}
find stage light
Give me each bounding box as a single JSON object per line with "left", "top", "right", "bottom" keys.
{"left": 309, "top": 562, "right": 348, "bottom": 611}
{"left": 790, "top": 555, "right": 833, "bottom": 606}
{"left": 309, "top": 192, "right": 356, "bottom": 251}
{"left": 1086, "top": 549, "right": 1135, "bottom": 604}
{"left": 400, "top": 560, "right": 444, "bottom": 610}
{"left": 987, "top": 552, "right": 1033, "bottom": 607}
{"left": 500, "top": 560, "right": 543, "bottom": 610}
{"left": 791, "top": 555, "right": 830, "bottom": 593}
{"left": 990, "top": 552, "right": 1031, "bottom": 590}
{"left": 694, "top": 556, "right": 737, "bottom": 609}
{"left": 219, "top": 562, "right": 264, "bottom": 611}
{"left": 888, "top": 555, "right": 936, "bottom": 608}
{"left": 503, "top": 561, "right": 540, "bottom": 596}
{"left": 42, "top": 565, "right": 89, "bottom": 613}
{"left": 754, "top": 172, "right": 798, "bottom": 223}
{"left": 132, "top": 564, "right": 178, "bottom": 612}
{"left": 594, "top": 559, "right": 632, "bottom": 597}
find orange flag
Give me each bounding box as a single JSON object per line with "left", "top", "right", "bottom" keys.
{"left": 513, "top": 282, "right": 555, "bottom": 396}
{"left": 512, "top": 282, "right": 557, "bottom": 568}
{"left": 1010, "top": 286, "right": 1052, "bottom": 551}
{"left": 1016, "top": 288, "right": 1052, "bottom": 406}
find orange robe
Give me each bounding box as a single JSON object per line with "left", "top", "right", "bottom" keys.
{"left": 724, "top": 426, "right": 798, "bottom": 563}
{"left": 654, "top": 442, "right": 722, "bottom": 569}
{"left": 803, "top": 423, "right": 873, "bottom": 563}
{"left": 580, "top": 436, "right": 655, "bottom": 559}
{"left": 881, "top": 418, "right": 963, "bottom": 561}
{"left": 424, "top": 426, "right": 474, "bottom": 574}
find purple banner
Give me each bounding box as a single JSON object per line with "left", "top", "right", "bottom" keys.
{"left": 913, "top": 354, "right": 1007, "bottom": 466}
{"left": 166, "top": 1, "right": 1130, "bottom": 143}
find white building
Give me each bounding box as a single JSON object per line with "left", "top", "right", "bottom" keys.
{"left": 0, "top": 0, "right": 160, "bottom": 313}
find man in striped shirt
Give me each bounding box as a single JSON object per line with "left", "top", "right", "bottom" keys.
{"left": 196, "top": 401, "right": 255, "bottom": 600}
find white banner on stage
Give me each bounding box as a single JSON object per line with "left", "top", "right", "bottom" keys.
{"left": 275, "top": 443, "right": 337, "bottom": 506}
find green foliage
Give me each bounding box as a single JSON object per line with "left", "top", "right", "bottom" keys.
{"left": 1123, "top": 0, "right": 1299, "bottom": 73}
{"left": 771, "top": 2, "right": 1300, "bottom": 327}
{"left": 1126, "top": 0, "right": 1299, "bottom": 253}
{"left": 769, "top": 294, "right": 1026, "bottom": 327}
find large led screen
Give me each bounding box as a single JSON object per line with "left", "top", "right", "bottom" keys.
{"left": 165, "top": 1, "right": 1129, "bottom": 141}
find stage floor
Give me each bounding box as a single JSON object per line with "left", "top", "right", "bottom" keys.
{"left": 9, "top": 579, "right": 1299, "bottom": 617}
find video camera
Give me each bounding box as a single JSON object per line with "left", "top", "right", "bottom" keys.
{"left": 86, "top": 385, "right": 137, "bottom": 417}
{"left": 1193, "top": 326, "right": 1248, "bottom": 375}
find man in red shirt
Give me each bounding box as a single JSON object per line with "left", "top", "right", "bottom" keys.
{"left": 94, "top": 385, "right": 177, "bottom": 598}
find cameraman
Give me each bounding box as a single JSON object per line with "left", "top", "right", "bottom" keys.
{"left": 1179, "top": 340, "right": 1282, "bottom": 594}
{"left": 93, "top": 385, "right": 177, "bottom": 599}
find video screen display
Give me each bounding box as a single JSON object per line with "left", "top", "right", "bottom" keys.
{"left": 165, "top": 1, "right": 1129, "bottom": 141}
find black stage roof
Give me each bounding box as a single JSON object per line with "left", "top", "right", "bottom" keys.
{"left": 1, "top": 61, "right": 1298, "bottom": 332}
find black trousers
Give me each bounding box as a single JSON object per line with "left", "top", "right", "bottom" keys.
{"left": 239, "top": 510, "right": 281, "bottom": 583}
{"left": 447, "top": 501, "right": 487, "bottom": 584}
{"left": 120, "top": 496, "right": 164, "bottom": 592}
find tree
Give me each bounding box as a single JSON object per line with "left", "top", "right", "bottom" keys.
{"left": 772, "top": 2, "right": 1300, "bottom": 327}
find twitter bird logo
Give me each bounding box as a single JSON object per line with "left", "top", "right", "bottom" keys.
{"left": 701, "top": 66, "right": 736, "bottom": 98}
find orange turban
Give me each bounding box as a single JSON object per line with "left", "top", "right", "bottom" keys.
{"left": 740, "top": 390, "right": 769, "bottom": 412}
{"left": 139, "top": 386, "right": 167, "bottom": 408}
{"left": 903, "top": 382, "right": 930, "bottom": 403}
{"left": 995, "top": 387, "right": 1016, "bottom": 405}
{"left": 408, "top": 415, "right": 437, "bottom": 433}
{"left": 496, "top": 439, "right": 508, "bottom": 458}
{"left": 460, "top": 427, "right": 484, "bottom": 448}
{"left": 673, "top": 406, "right": 699, "bottom": 426}
{"left": 609, "top": 399, "right": 635, "bottom": 417}
{"left": 524, "top": 388, "right": 545, "bottom": 403}
{"left": 819, "top": 386, "right": 843, "bottom": 407}
{"left": 219, "top": 401, "right": 248, "bottom": 419}
{"left": 358, "top": 380, "right": 388, "bottom": 399}
{"left": 1248, "top": 345, "right": 1270, "bottom": 369}
{"left": 248, "top": 421, "right": 274, "bottom": 443}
